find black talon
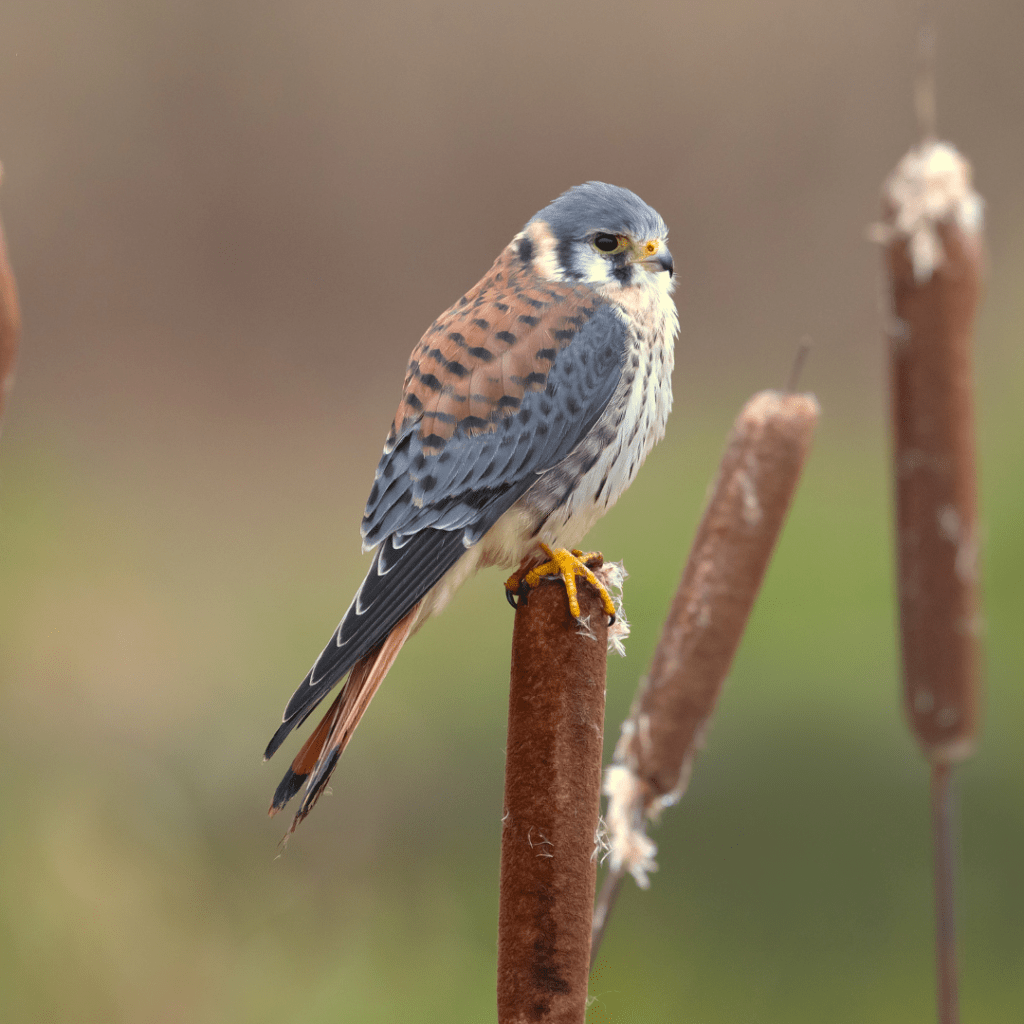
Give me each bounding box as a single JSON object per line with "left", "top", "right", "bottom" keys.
{"left": 607, "top": 612, "right": 616, "bottom": 627}
{"left": 505, "top": 588, "right": 519, "bottom": 610}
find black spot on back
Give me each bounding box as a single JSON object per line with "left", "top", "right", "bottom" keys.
{"left": 511, "top": 372, "right": 547, "bottom": 388}
{"left": 423, "top": 409, "right": 457, "bottom": 425}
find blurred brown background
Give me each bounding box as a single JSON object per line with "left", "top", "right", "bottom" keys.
{"left": 1, "top": 1, "right": 1022, "bottom": 1022}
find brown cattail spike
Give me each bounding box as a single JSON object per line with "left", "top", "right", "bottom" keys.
{"left": 497, "top": 566, "right": 616, "bottom": 1023}
{"left": 603, "top": 390, "right": 819, "bottom": 889}
{"left": 878, "top": 141, "right": 984, "bottom": 764}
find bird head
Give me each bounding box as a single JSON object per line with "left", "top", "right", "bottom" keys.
{"left": 520, "top": 181, "right": 674, "bottom": 291}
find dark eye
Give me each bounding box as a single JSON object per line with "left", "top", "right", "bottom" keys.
{"left": 593, "top": 233, "right": 619, "bottom": 253}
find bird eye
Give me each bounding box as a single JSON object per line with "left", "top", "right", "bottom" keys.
{"left": 593, "top": 233, "right": 621, "bottom": 253}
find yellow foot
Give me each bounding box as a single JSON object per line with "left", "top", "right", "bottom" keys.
{"left": 504, "top": 544, "right": 617, "bottom": 623}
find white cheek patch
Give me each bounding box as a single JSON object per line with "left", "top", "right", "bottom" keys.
{"left": 525, "top": 221, "right": 565, "bottom": 281}
{"left": 580, "top": 255, "right": 613, "bottom": 285}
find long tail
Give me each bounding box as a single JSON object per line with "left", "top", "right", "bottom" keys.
{"left": 268, "top": 603, "right": 420, "bottom": 833}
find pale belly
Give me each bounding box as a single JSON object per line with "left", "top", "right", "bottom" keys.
{"left": 535, "top": 334, "right": 674, "bottom": 550}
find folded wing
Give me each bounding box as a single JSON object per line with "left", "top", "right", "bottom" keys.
{"left": 265, "top": 247, "right": 631, "bottom": 808}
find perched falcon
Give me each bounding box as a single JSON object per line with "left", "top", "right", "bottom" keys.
{"left": 266, "top": 182, "right": 678, "bottom": 831}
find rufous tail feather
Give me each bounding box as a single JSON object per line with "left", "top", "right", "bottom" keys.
{"left": 269, "top": 604, "right": 420, "bottom": 833}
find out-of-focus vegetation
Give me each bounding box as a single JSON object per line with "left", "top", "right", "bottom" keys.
{"left": 2, "top": 343, "right": 1021, "bottom": 1022}
{"left": 2, "top": 0, "right": 1022, "bottom": 1020}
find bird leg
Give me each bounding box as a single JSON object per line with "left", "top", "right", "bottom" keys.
{"left": 505, "top": 543, "right": 617, "bottom": 623}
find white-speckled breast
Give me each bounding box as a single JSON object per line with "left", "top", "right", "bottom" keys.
{"left": 518, "top": 274, "right": 677, "bottom": 550}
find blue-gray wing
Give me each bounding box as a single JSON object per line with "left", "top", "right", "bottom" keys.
{"left": 265, "top": 261, "right": 630, "bottom": 759}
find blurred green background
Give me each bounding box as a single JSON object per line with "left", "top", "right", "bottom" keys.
{"left": 1, "top": 1, "right": 1022, "bottom": 1021}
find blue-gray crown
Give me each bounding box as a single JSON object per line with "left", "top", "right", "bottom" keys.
{"left": 528, "top": 182, "right": 667, "bottom": 243}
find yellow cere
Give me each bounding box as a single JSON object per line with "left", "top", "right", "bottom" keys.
{"left": 644, "top": 239, "right": 659, "bottom": 256}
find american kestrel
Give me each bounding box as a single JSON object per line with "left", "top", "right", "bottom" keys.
{"left": 266, "top": 182, "right": 677, "bottom": 830}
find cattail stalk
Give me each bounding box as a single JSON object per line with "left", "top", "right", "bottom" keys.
{"left": 594, "top": 389, "right": 819, "bottom": 966}
{"left": 497, "top": 570, "right": 611, "bottom": 1024}
{"left": 0, "top": 163, "right": 21, "bottom": 427}
{"left": 879, "top": 139, "right": 984, "bottom": 1024}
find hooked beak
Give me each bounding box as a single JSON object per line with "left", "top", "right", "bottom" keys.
{"left": 635, "top": 240, "right": 674, "bottom": 277}
{"left": 639, "top": 252, "right": 674, "bottom": 277}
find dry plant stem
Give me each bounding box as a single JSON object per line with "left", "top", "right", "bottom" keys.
{"left": 498, "top": 576, "right": 608, "bottom": 1024}
{"left": 931, "top": 763, "right": 959, "bottom": 1024}
{"left": 0, "top": 164, "right": 22, "bottom": 426}
{"left": 625, "top": 391, "right": 819, "bottom": 798}
{"left": 886, "top": 216, "right": 982, "bottom": 762}
{"left": 588, "top": 865, "right": 624, "bottom": 974}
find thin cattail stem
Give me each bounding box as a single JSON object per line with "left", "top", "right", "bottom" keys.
{"left": 931, "top": 762, "right": 959, "bottom": 1024}
{"left": 786, "top": 339, "right": 812, "bottom": 393}
{"left": 588, "top": 865, "right": 625, "bottom": 974}
{"left": 497, "top": 571, "right": 609, "bottom": 1024}
{"left": 0, "top": 162, "right": 21, "bottom": 427}
{"left": 595, "top": 390, "right": 819, "bottom": 958}
{"left": 915, "top": 21, "right": 938, "bottom": 143}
